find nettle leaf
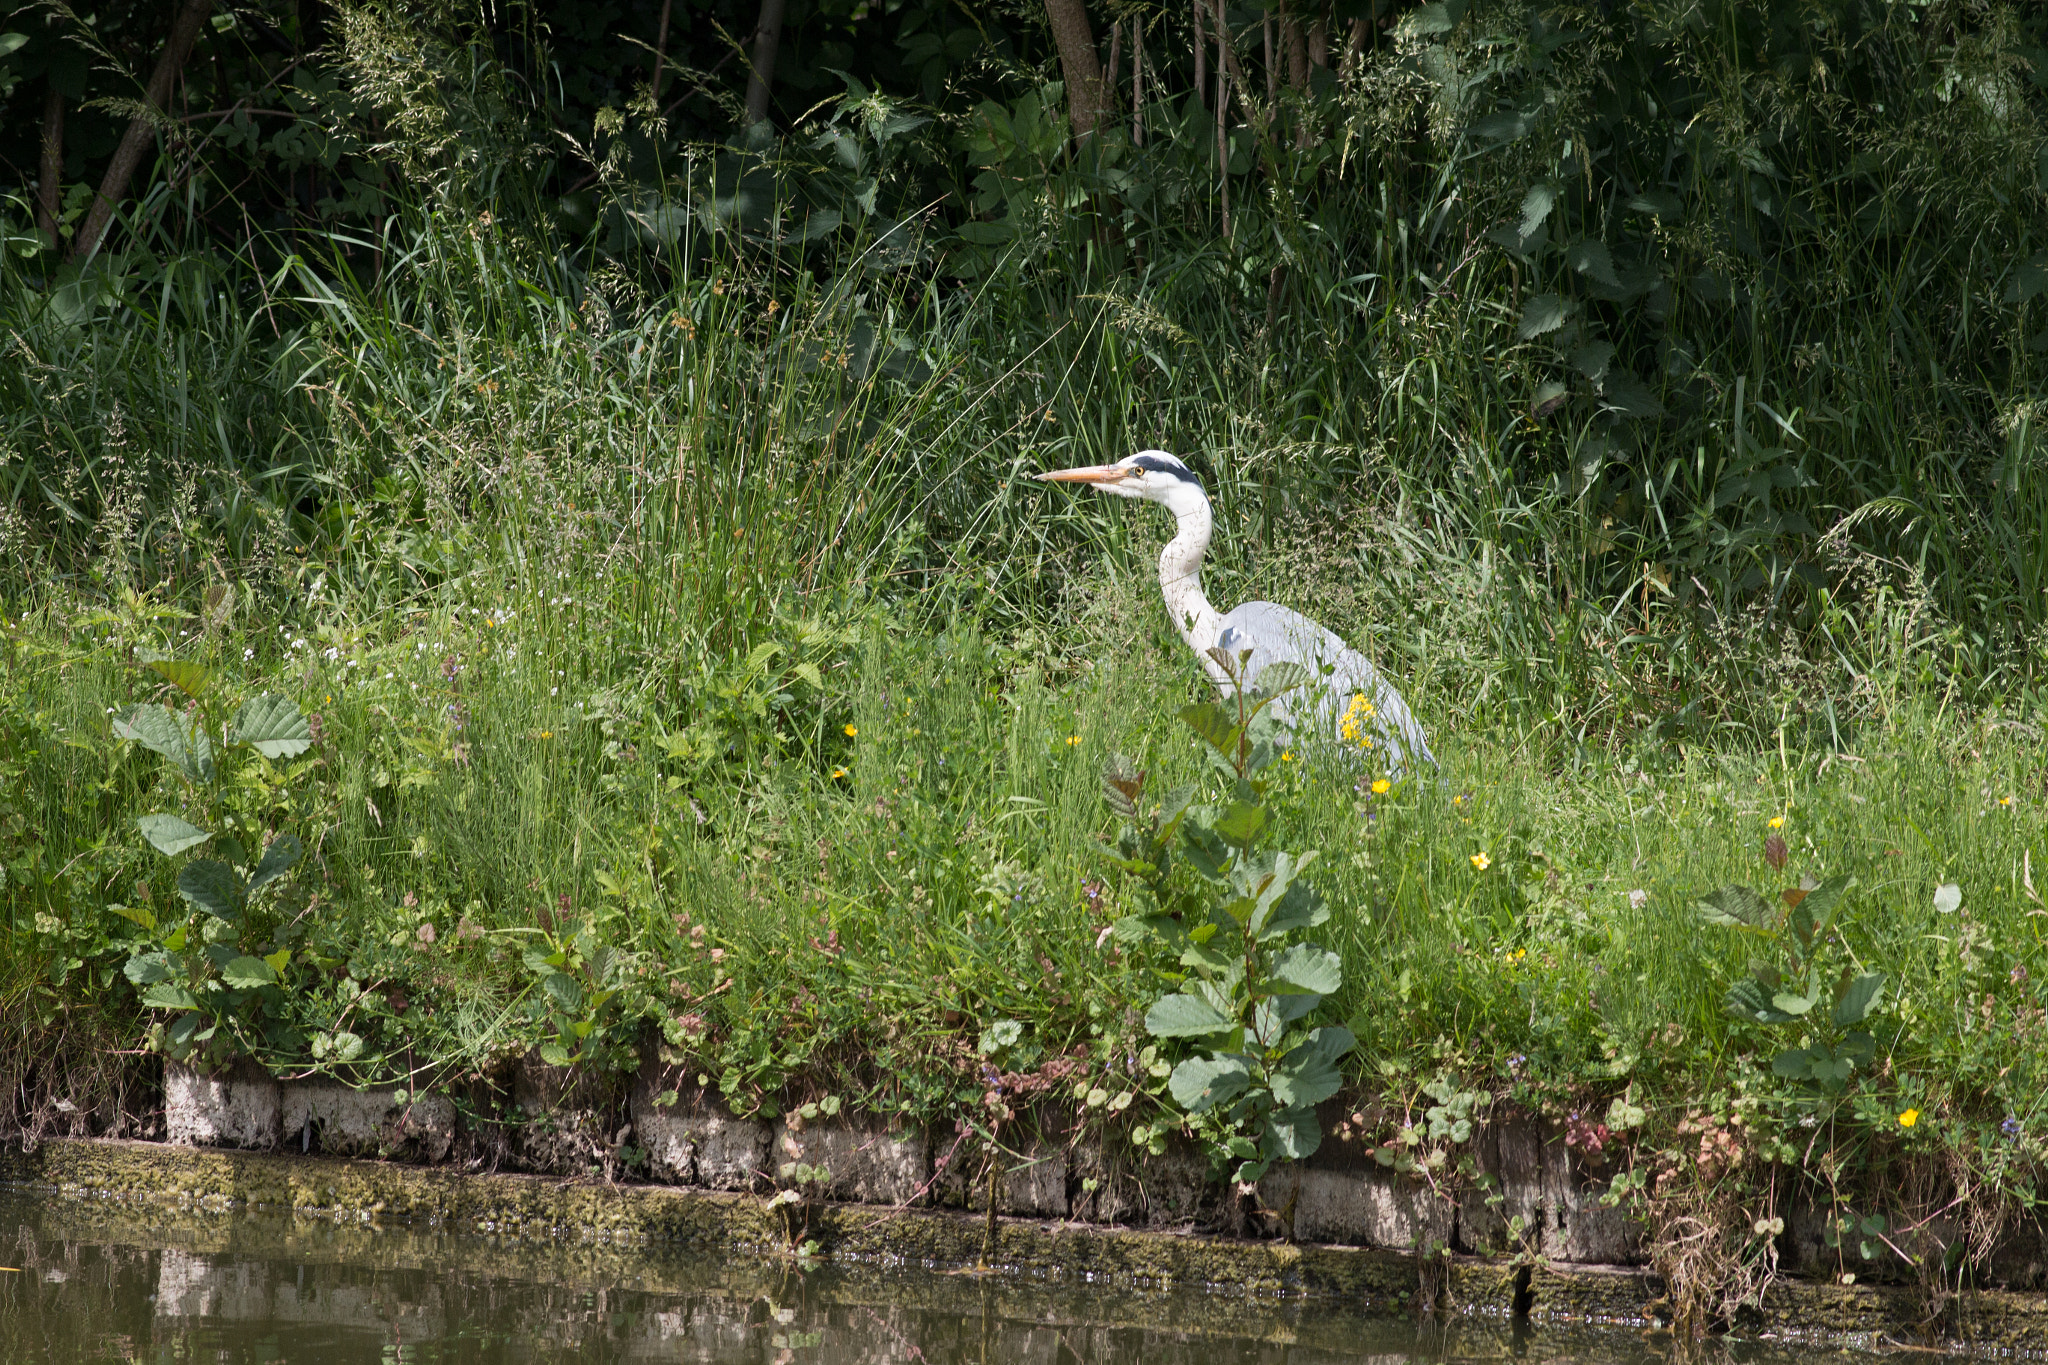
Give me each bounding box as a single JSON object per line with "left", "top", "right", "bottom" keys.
{"left": 1145, "top": 992, "right": 1234, "bottom": 1038}
{"left": 1518, "top": 181, "right": 1558, "bottom": 241}
{"left": 1697, "top": 884, "right": 1775, "bottom": 927}
{"left": 230, "top": 693, "right": 313, "bottom": 758}
{"left": 220, "top": 955, "right": 277, "bottom": 989}
{"left": 248, "top": 833, "right": 303, "bottom": 893}
{"left": 1168, "top": 1054, "right": 1250, "bottom": 1113}
{"left": 1565, "top": 238, "right": 1621, "bottom": 288}
{"left": 1570, "top": 341, "right": 1614, "bottom": 381}
{"left": 176, "top": 859, "right": 246, "bottom": 922}
{"left": 112, "top": 704, "right": 215, "bottom": 783}
{"left": 138, "top": 813, "right": 212, "bottom": 857}
{"left": 1833, "top": 972, "right": 1886, "bottom": 1027}
{"left": 1269, "top": 943, "right": 1342, "bottom": 996}
{"left": 147, "top": 658, "right": 215, "bottom": 700}
{"left": 1626, "top": 188, "right": 1684, "bottom": 219}
{"left": 1517, "top": 293, "right": 1569, "bottom": 339}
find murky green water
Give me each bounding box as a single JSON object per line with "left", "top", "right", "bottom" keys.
{"left": 2, "top": 1187, "right": 1870, "bottom": 1364}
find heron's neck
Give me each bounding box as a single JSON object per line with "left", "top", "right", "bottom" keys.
{"left": 1158, "top": 497, "right": 1230, "bottom": 689}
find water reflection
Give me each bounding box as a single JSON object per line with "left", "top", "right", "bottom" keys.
{"left": 1, "top": 1188, "right": 1869, "bottom": 1364}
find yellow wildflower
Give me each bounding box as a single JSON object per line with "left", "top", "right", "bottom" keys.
{"left": 1768, "top": 816, "right": 1785, "bottom": 829}
{"left": 830, "top": 766, "right": 848, "bottom": 779}
{"left": 1066, "top": 735, "right": 1080, "bottom": 747}
{"left": 1898, "top": 1109, "right": 1920, "bottom": 1128}
{"left": 843, "top": 724, "right": 858, "bottom": 738}
{"left": 1281, "top": 750, "right": 1294, "bottom": 762}
{"left": 1999, "top": 796, "right": 2013, "bottom": 807}
{"left": 1371, "top": 779, "right": 1391, "bottom": 795}
{"left": 1471, "top": 852, "right": 1491, "bottom": 871}
{"left": 539, "top": 730, "right": 553, "bottom": 739}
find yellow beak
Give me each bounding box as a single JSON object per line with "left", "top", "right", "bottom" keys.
{"left": 1035, "top": 464, "right": 1133, "bottom": 484}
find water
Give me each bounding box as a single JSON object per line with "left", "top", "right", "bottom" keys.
{"left": 1, "top": 1188, "right": 1869, "bottom": 1363}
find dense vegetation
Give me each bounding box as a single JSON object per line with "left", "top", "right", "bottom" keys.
{"left": 4, "top": 0, "right": 2048, "bottom": 1326}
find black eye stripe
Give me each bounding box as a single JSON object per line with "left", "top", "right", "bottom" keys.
{"left": 1130, "top": 454, "right": 1202, "bottom": 490}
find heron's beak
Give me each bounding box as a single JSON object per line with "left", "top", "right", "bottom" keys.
{"left": 1035, "top": 464, "right": 1132, "bottom": 484}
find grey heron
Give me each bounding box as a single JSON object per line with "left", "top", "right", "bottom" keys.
{"left": 1038, "top": 450, "right": 1435, "bottom": 776}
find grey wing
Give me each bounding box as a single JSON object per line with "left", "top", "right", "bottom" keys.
{"left": 1217, "top": 600, "right": 1437, "bottom": 776}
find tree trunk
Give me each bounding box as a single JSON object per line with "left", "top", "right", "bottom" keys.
{"left": 652, "top": 0, "right": 674, "bottom": 104}
{"left": 71, "top": 0, "right": 214, "bottom": 263}
{"left": 1192, "top": 0, "right": 1207, "bottom": 111}
{"left": 1043, "top": 0, "right": 1107, "bottom": 139}
{"left": 743, "top": 0, "right": 787, "bottom": 128}
{"left": 37, "top": 80, "right": 64, "bottom": 247}
{"left": 1132, "top": 17, "right": 1146, "bottom": 144}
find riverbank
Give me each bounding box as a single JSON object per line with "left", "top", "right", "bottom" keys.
{"left": 10, "top": 1131, "right": 2048, "bottom": 1355}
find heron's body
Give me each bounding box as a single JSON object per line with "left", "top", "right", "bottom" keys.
{"left": 1039, "top": 450, "right": 1435, "bottom": 776}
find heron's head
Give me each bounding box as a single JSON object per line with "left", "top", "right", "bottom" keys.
{"left": 1035, "top": 451, "right": 1206, "bottom": 511}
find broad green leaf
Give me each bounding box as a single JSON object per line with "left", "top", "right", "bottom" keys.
{"left": 112, "top": 703, "right": 214, "bottom": 783}
{"left": 1271, "top": 1047, "right": 1346, "bottom": 1109}
{"left": 221, "top": 955, "right": 277, "bottom": 989}
{"left": 137, "top": 813, "right": 211, "bottom": 857}
{"left": 109, "top": 904, "right": 157, "bottom": 931}
{"left": 1395, "top": 2, "right": 1451, "bottom": 37}
{"left": 1178, "top": 702, "right": 1242, "bottom": 757}
{"left": 1833, "top": 972, "right": 1885, "bottom": 1027}
{"left": 1725, "top": 977, "right": 1798, "bottom": 1024}
{"left": 1180, "top": 821, "right": 1232, "bottom": 882}
{"left": 142, "top": 982, "right": 201, "bottom": 1011}
{"left": 541, "top": 972, "right": 584, "bottom": 1012}
{"left": 1270, "top": 943, "right": 1343, "bottom": 996}
{"left": 147, "top": 658, "right": 215, "bottom": 700}
{"left": 1470, "top": 109, "right": 1532, "bottom": 144}
{"left": 1212, "top": 799, "right": 1269, "bottom": 845}
{"left": 1265, "top": 1106, "right": 1323, "bottom": 1161}
{"left": 1791, "top": 874, "right": 1853, "bottom": 940}
{"left": 1696, "top": 884, "right": 1775, "bottom": 927}
{"left": 123, "top": 951, "right": 177, "bottom": 985}
{"left": 1516, "top": 293, "right": 1568, "bottom": 339}
{"left": 263, "top": 948, "right": 291, "bottom": 975}
{"left": 1770, "top": 1046, "right": 1815, "bottom": 1079}
{"left": 1145, "top": 992, "right": 1234, "bottom": 1038}
{"left": 1168, "top": 1054, "right": 1250, "bottom": 1113}
{"left": 0, "top": 32, "right": 29, "bottom": 57}
{"left": 248, "top": 833, "right": 302, "bottom": 893}
{"left": 1111, "top": 913, "right": 1180, "bottom": 946}
{"left": 176, "top": 859, "right": 246, "bottom": 922}
{"left": 1770, "top": 989, "right": 1817, "bottom": 1017}
{"left": 230, "top": 693, "right": 313, "bottom": 758}
{"left": 1252, "top": 660, "right": 1312, "bottom": 696}
{"left": 1933, "top": 882, "right": 1962, "bottom": 915}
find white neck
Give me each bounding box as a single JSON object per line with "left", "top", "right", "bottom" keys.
{"left": 1156, "top": 489, "right": 1230, "bottom": 689}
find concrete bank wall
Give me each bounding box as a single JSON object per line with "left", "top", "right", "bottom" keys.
{"left": 11, "top": 1121, "right": 2048, "bottom": 1353}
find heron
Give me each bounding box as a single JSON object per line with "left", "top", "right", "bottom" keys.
{"left": 1037, "top": 450, "right": 1435, "bottom": 776}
